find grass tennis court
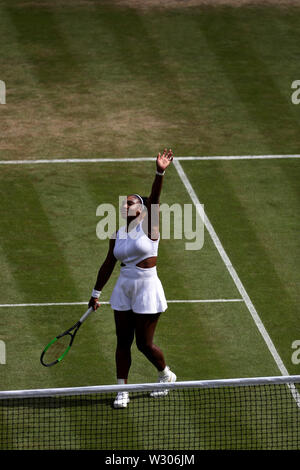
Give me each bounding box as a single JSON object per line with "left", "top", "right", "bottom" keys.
{"left": 0, "top": 0, "right": 300, "bottom": 450}
{"left": 0, "top": 158, "right": 299, "bottom": 390}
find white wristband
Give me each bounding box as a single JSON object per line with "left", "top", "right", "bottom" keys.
{"left": 91, "top": 289, "right": 101, "bottom": 299}
{"left": 156, "top": 170, "right": 165, "bottom": 176}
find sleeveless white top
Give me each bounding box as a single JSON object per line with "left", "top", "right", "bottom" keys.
{"left": 113, "top": 221, "right": 159, "bottom": 266}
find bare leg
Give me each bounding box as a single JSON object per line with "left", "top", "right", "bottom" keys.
{"left": 114, "top": 310, "right": 135, "bottom": 381}
{"left": 134, "top": 313, "right": 166, "bottom": 372}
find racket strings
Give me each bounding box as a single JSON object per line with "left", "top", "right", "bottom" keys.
{"left": 43, "top": 335, "right": 71, "bottom": 364}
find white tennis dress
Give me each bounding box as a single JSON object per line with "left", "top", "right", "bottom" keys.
{"left": 109, "top": 220, "right": 168, "bottom": 314}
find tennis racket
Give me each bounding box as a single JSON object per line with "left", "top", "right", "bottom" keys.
{"left": 40, "top": 306, "right": 94, "bottom": 367}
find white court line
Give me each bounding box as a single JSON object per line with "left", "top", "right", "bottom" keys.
{"left": 0, "top": 155, "right": 300, "bottom": 164}
{"left": 0, "top": 299, "right": 244, "bottom": 308}
{"left": 175, "top": 155, "right": 300, "bottom": 161}
{"left": 173, "top": 158, "right": 300, "bottom": 407}
{"left": 0, "top": 158, "right": 155, "bottom": 165}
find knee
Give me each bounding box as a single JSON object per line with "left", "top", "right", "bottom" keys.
{"left": 136, "top": 338, "right": 153, "bottom": 355}
{"left": 116, "top": 333, "right": 134, "bottom": 351}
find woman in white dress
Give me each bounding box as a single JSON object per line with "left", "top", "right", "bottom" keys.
{"left": 89, "top": 148, "right": 176, "bottom": 408}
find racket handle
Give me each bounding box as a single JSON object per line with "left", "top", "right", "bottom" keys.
{"left": 79, "top": 306, "right": 94, "bottom": 324}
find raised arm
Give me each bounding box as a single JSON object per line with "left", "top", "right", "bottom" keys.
{"left": 143, "top": 148, "right": 173, "bottom": 240}
{"left": 88, "top": 236, "right": 117, "bottom": 310}
{"left": 149, "top": 148, "right": 173, "bottom": 204}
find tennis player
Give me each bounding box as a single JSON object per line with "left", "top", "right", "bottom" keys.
{"left": 89, "top": 148, "right": 176, "bottom": 408}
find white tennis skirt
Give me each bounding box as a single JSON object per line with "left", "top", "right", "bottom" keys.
{"left": 109, "top": 265, "right": 168, "bottom": 314}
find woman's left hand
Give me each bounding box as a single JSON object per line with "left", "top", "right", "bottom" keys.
{"left": 156, "top": 148, "right": 173, "bottom": 173}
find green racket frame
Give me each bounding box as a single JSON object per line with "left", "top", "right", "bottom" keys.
{"left": 40, "top": 307, "right": 94, "bottom": 367}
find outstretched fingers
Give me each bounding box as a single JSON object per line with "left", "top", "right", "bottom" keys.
{"left": 156, "top": 147, "right": 174, "bottom": 172}
{"left": 167, "top": 148, "right": 173, "bottom": 161}
{"left": 157, "top": 148, "right": 173, "bottom": 160}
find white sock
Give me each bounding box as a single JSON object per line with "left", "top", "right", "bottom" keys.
{"left": 117, "top": 378, "right": 126, "bottom": 385}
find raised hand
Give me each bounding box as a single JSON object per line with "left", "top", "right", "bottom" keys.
{"left": 156, "top": 148, "right": 173, "bottom": 173}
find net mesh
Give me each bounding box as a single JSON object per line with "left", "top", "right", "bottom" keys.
{"left": 1, "top": 379, "right": 300, "bottom": 450}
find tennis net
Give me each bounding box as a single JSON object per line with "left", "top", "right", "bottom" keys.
{"left": 0, "top": 375, "right": 300, "bottom": 450}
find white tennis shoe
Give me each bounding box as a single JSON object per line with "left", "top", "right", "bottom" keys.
{"left": 150, "top": 366, "right": 176, "bottom": 397}
{"left": 113, "top": 391, "right": 130, "bottom": 409}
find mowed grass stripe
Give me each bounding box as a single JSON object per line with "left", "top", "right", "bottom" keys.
{"left": 219, "top": 159, "right": 300, "bottom": 309}
{"left": 0, "top": 167, "right": 106, "bottom": 388}
{"left": 141, "top": 9, "right": 265, "bottom": 156}
{"left": 0, "top": 168, "right": 90, "bottom": 387}
{"left": 57, "top": 7, "right": 204, "bottom": 118}
{"left": 1, "top": 4, "right": 300, "bottom": 159}
{"left": 28, "top": 166, "right": 114, "bottom": 385}
{"left": 58, "top": 5, "right": 211, "bottom": 157}
{"left": 4, "top": 4, "right": 81, "bottom": 87}
{"left": 278, "top": 158, "right": 300, "bottom": 202}
{"left": 216, "top": 159, "right": 300, "bottom": 372}
{"left": 194, "top": 6, "right": 300, "bottom": 155}
{"left": 0, "top": 168, "right": 80, "bottom": 303}
{"left": 31, "top": 165, "right": 109, "bottom": 303}
{"left": 94, "top": 8, "right": 205, "bottom": 132}
{"left": 0, "top": 244, "right": 20, "bottom": 307}
{"left": 181, "top": 160, "right": 300, "bottom": 375}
